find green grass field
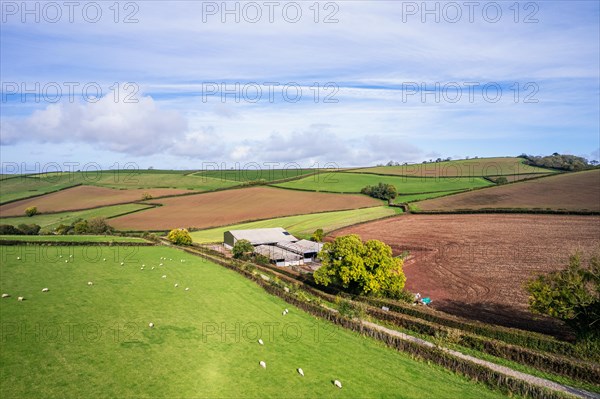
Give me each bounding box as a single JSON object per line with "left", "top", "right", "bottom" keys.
{"left": 350, "top": 157, "right": 555, "bottom": 177}
{"left": 190, "top": 207, "right": 397, "bottom": 243}
{"left": 0, "top": 235, "right": 148, "bottom": 243}
{"left": 0, "top": 245, "right": 506, "bottom": 398}
{"left": 192, "top": 168, "right": 318, "bottom": 182}
{"left": 274, "top": 173, "right": 493, "bottom": 194}
{"left": 394, "top": 190, "right": 468, "bottom": 203}
{"left": 0, "top": 204, "right": 153, "bottom": 231}
{"left": 1, "top": 171, "right": 240, "bottom": 204}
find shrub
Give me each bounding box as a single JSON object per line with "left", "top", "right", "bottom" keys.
{"left": 495, "top": 176, "right": 508, "bottom": 185}
{"left": 311, "top": 228, "right": 324, "bottom": 242}
{"left": 24, "top": 206, "right": 38, "bottom": 217}
{"left": 17, "top": 224, "right": 41, "bottom": 235}
{"left": 141, "top": 192, "right": 153, "bottom": 201}
{"left": 0, "top": 224, "right": 23, "bottom": 235}
{"left": 87, "top": 217, "right": 113, "bottom": 234}
{"left": 232, "top": 239, "right": 254, "bottom": 259}
{"left": 167, "top": 228, "right": 192, "bottom": 245}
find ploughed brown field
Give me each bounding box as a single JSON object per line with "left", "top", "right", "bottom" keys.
{"left": 415, "top": 169, "right": 600, "bottom": 212}
{"left": 0, "top": 185, "right": 193, "bottom": 216}
{"left": 109, "top": 186, "right": 381, "bottom": 230}
{"left": 331, "top": 214, "right": 600, "bottom": 337}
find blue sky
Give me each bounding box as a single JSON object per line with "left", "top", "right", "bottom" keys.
{"left": 1, "top": 0, "right": 599, "bottom": 170}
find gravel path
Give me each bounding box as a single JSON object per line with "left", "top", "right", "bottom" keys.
{"left": 362, "top": 320, "right": 600, "bottom": 399}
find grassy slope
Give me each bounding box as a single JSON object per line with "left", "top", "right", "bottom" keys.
{"left": 350, "top": 157, "right": 555, "bottom": 177}
{"left": 0, "top": 245, "right": 506, "bottom": 398}
{"left": 0, "top": 176, "right": 80, "bottom": 204}
{"left": 0, "top": 203, "right": 152, "bottom": 230}
{"left": 192, "top": 168, "right": 318, "bottom": 182}
{"left": 190, "top": 207, "right": 397, "bottom": 243}
{"left": 274, "top": 172, "right": 493, "bottom": 194}
{"left": 394, "top": 190, "right": 468, "bottom": 203}
{"left": 0, "top": 235, "right": 148, "bottom": 243}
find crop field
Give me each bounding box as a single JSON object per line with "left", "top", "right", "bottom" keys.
{"left": 1, "top": 171, "right": 240, "bottom": 204}
{"left": 192, "top": 168, "right": 319, "bottom": 182}
{"left": 414, "top": 169, "right": 600, "bottom": 212}
{"left": 350, "top": 157, "right": 554, "bottom": 177}
{"left": 109, "top": 187, "right": 382, "bottom": 231}
{"left": 0, "top": 186, "right": 193, "bottom": 216}
{"left": 0, "top": 235, "right": 149, "bottom": 243}
{"left": 0, "top": 245, "right": 505, "bottom": 398}
{"left": 274, "top": 173, "right": 493, "bottom": 194}
{"left": 330, "top": 214, "right": 600, "bottom": 336}
{"left": 190, "top": 207, "right": 397, "bottom": 243}
{"left": 0, "top": 203, "right": 153, "bottom": 231}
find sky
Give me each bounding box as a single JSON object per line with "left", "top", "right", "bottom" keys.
{"left": 1, "top": 0, "right": 599, "bottom": 171}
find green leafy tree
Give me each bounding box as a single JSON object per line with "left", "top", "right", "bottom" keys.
{"left": 16, "top": 223, "right": 41, "bottom": 235}
{"left": 526, "top": 252, "right": 600, "bottom": 337}
{"left": 496, "top": 176, "right": 508, "bottom": 185}
{"left": 25, "top": 206, "right": 38, "bottom": 217}
{"left": 167, "top": 228, "right": 192, "bottom": 246}
{"left": 314, "top": 234, "right": 406, "bottom": 299}
{"left": 360, "top": 183, "right": 398, "bottom": 202}
{"left": 87, "top": 217, "right": 113, "bottom": 234}
{"left": 232, "top": 239, "right": 254, "bottom": 259}
{"left": 311, "top": 228, "right": 324, "bottom": 242}
{"left": 73, "top": 220, "right": 89, "bottom": 234}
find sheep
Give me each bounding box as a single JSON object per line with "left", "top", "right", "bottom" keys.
{"left": 259, "top": 361, "right": 266, "bottom": 369}
{"left": 103, "top": 258, "right": 106, "bottom": 261}
{"left": 2, "top": 293, "right": 10, "bottom": 298}
{"left": 282, "top": 311, "right": 286, "bottom": 316}
{"left": 174, "top": 283, "right": 179, "bottom": 288}
{"left": 334, "top": 380, "right": 342, "bottom": 389}
{"left": 65, "top": 260, "right": 69, "bottom": 263}
{"left": 148, "top": 322, "right": 154, "bottom": 328}
{"left": 185, "top": 287, "right": 189, "bottom": 291}
{"left": 285, "top": 309, "right": 289, "bottom": 313}
{"left": 258, "top": 339, "right": 264, "bottom": 345}
{"left": 87, "top": 281, "right": 93, "bottom": 286}
{"left": 151, "top": 267, "right": 155, "bottom": 270}
{"left": 120, "top": 262, "right": 124, "bottom": 266}
{"left": 17, "top": 296, "right": 24, "bottom": 301}
{"left": 41, "top": 288, "right": 49, "bottom": 292}
{"left": 159, "top": 263, "right": 163, "bottom": 266}
{"left": 140, "top": 267, "right": 144, "bottom": 270}
{"left": 297, "top": 368, "right": 304, "bottom": 377}
{"left": 69, "top": 255, "right": 73, "bottom": 258}
{"left": 59, "top": 255, "right": 63, "bottom": 258}
{"left": 17, "top": 256, "right": 21, "bottom": 260}
{"left": 162, "top": 275, "right": 167, "bottom": 278}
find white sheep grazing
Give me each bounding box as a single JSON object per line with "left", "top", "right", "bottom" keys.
{"left": 282, "top": 311, "right": 286, "bottom": 316}
{"left": 17, "top": 256, "right": 21, "bottom": 260}
{"left": 159, "top": 263, "right": 163, "bottom": 266}
{"left": 258, "top": 339, "right": 264, "bottom": 345}
{"left": 285, "top": 309, "right": 289, "bottom": 313}
{"left": 59, "top": 255, "right": 63, "bottom": 258}
{"left": 162, "top": 275, "right": 167, "bottom": 278}
{"left": 148, "top": 322, "right": 154, "bottom": 328}
{"left": 185, "top": 288, "right": 189, "bottom": 291}
{"left": 87, "top": 281, "right": 93, "bottom": 286}
{"left": 65, "top": 260, "right": 68, "bottom": 263}
{"left": 2, "top": 293, "right": 10, "bottom": 298}
{"left": 17, "top": 296, "right": 24, "bottom": 301}
{"left": 334, "top": 380, "right": 342, "bottom": 389}
{"left": 259, "top": 361, "right": 266, "bottom": 369}
{"left": 120, "top": 262, "right": 124, "bottom": 266}
{"left": 174, "top": 283, "right": 179, "bottom": 288}
{"left": 41, "top": 288, "right": 49, "bottom": 292}
{"left": 140, "top": 267, "right": 144, "bottom": 270}
{"left": 103, "top": 258, "right": 106, "bottom": 261}
{"left": 151, "top": 267, "right": 155, "bottom": 270}
{"left": 69, "top": 255, "right": 73, "bottom": 258}
{"left": 297, "top": 368, "right": 304, "bottom": 377}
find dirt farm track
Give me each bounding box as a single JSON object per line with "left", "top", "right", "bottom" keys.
{"left": 331, "top": 214, "right": 600, "bottom": 337}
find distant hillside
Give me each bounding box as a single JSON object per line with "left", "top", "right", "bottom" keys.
{"left": 413, "top": 169, "right": 600, "bottom": 212}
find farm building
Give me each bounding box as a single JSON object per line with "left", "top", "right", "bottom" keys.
{"left": 223, "top": 228, "right": 323, "bottom": 266}
{"left": 254, "top": 245, "right": 303, "bottom": 267}
{"left": 223, "top": 227, "right": 297, "bottom": 249}
{"left": 276, "top": 240, "right": 323, "bottom": 263}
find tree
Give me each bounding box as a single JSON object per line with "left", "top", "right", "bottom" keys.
{"left": 74, "top": 220, "right": 89, "bottom": 234}
{"left": 311, "top": 228, "right": 324, "bottom": 242}
{"left": 25, "top": 206, "right": 38, "bottom": 217}
{"left": 87, "top": 217, "right": 113, "bottom": 234}
{"left": 360, "top": 183, "right": 398, "bottom": 202}
{"left": 526, "top": 252, "right": 599, "bottom": 337}
{"left": 232, "top": 239, "right": 254, "bottom": 259}
{"left": 314, "top": 234, "right": 406, "bottom": 299}
{"left": 167, "top": 228, "right": 192, "bottom": 246}
{"left": 16, "top": 224, "right": 40, "bottom": 235}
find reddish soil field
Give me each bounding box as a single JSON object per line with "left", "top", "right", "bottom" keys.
{"left": 331, "top": 214, "right": 600, "bottom": 337}
{"left": 0, "top": 185, "right": 193, "bottom": 216}
{"left": 109, "top": 186, "right": 380, "bottom": 230}
{"left": 416, "top": 169, "right": 600, "bottom": 212}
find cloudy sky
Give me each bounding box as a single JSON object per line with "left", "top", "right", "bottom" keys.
{"left": 1, "top": 1, "right": 599, "bottom": 171}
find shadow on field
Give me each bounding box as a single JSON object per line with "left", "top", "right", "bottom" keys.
{"left": 434, "top": 300, "right": 575, "bottom": 341}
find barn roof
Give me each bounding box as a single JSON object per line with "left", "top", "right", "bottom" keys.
{"left": 254, "top": 245, "right": 303, "bottom": 262}
{"left": 227, "top": 227, "right": 298, "bottom": 246}
{"left": 276, "top": 239, "right": 324, "bottom": 255}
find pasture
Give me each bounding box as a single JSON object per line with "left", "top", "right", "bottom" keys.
{"left": 0, "top": 203, "right": 153, "bottom": 231}
{"left": 394, "top": 190, "right": 467, "bottom": 203}
{"left": 0, "top": 235, "right": 148, "bottom": 243}
{"left": 0, "top": 186, "right": 193, "bottom": 216}
{"left": 330, "top": 214, "right": 600, "bottom": 336}
{"left": 109, "top": 187, "right": 381, "bottom": 231}
{"left": 350, "top": 157, "right": 554, "bottom": 177}
{"left": 192, "top": 168, "right": 319, "bottom": 182}
{"left": 414, "top": 169, "right": 600, "bottom": 212}
{"left": 0, "top": 245, "right": 505, "bottom": 398}
{"left": 190, "top": 206, "right": 397, "bottom": 243}
{"left": 274, "top": 172, "right": 493, "bottom": 194}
